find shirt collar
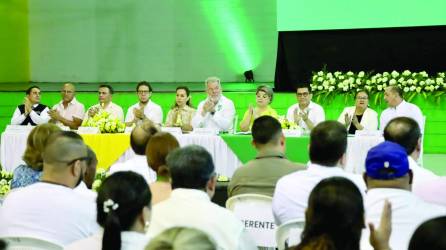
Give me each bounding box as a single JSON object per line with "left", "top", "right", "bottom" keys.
{"left": 393, "top": 100, "right": 406, "bottom": 110}
{"left": 170, "top": 188, "right": 210, "bottom": 202}
{"left": 256, "top": 149, "right": 285, "bottom": 159}
{"left": 58, "top": 97, "right": 77, "bottom": 106}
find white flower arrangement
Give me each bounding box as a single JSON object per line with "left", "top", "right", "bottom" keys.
{"left": 81, "top": 110, "right": 126, "bottom": 133}
{"left": 277, "top": 115, "right": 299, "bottom": 130}
{"left": 0, "top": 170, "right": 13, "bottom": 197}
{"left": 310, "top": 70, "right": 446, "bottom": 105}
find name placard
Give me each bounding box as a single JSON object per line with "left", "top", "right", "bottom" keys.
{"left": 161, "top": 127, "right": 183, "bottom": 136}
{"left": 77, "top": 126, "right": 100, "bottom": 134}
{"left": 192, "top": 127, "right": 219, "bottom": 135}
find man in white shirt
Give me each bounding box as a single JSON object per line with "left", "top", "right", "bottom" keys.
{"left": 84, "top": 85, "right": 124, "bottom": 122}
{"left": 48, "top": 83, "right": 85, "bottom": 129}
{"left": 125, "top": 81, "right": 163, "bottom": 126}
{"left": 191, "top": 76, "right": 236, "bottom": 132}
{"left": 0, "top": 131, "right": 99, "bottom": 246}
{"left": 383, "top": 117, "right": 438, "bottom": 192}
{"left": 380, "top": 86, "right": 424, "bottom": 131}
{"left": 109, "top": 121, "right": 158, "bottom": 184}
{"left": 272, "top": 121, "right": 366, "bottom": 226}
{"left": 286, "top": 87, "right": 325, "bottom": 131}
{"left": 147, "top": 145, "right": 257, "bottom": 250}
{"left": 11, "top": 86, "right": 50, "bottom": 125}
{"left": 362, "top": 141, "right": 446, "bottom": 250}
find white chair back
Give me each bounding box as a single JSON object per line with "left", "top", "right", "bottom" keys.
{"left": 226, "top": 194, "right": 276, "bottom": 248}
{"left": 2, "top": 237, "right": 63, "bottom": 250}
{"left": 276, "top": 219, "right": 305, "bottom": 250}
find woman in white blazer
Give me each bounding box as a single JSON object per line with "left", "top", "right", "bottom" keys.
{"left": 337, "top": 90, "right": 378, "bottom": 134}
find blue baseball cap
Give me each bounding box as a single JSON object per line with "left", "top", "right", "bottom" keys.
{"left": 365, "top": 141, "right": 409, "bottom": 180}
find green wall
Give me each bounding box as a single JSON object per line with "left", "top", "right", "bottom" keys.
{"left": 1, "top": 92, "right": 445, "bottom": 154}
{"left": 0, "top": 0, "right": 29, "bottom": 82}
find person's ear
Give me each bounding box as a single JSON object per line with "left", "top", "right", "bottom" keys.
{"left": 206, "top": 175, "right": 217, "bottom": 193}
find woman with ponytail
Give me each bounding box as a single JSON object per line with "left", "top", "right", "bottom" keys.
{"left": 66, "top": 171, "right": 152, "bottom": 250}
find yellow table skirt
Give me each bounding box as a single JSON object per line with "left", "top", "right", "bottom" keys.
{"left": 81, "top": 133, "right": 130, "bottom": 170}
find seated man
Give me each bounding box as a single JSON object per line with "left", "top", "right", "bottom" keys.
{"left": 380, "top": 85, "right": 424, "bottom": 131}
{"left": 272, "top": 121, "right": 366, "bottom": 226}
{"left": 147, "top": 145, "right": 257, "bottom": 250}
{"left": 84, "top": 84, "right": 124, "bottom": 122}
{"left": 49, "top": 83, "right": 85, "bottom": 129}
{"left": 0, "top": 131, "right": 99, "bottom": 246}
{"left": 109, "top": 120, "right": 158, "bottom": 184}
{"left": 191, "top": 77, "right": 235, "bottom": 132}
{"left": 125, "top": 81, "right": 163, "bottom": 127}
{"left": 286, "top": 86, "right": 325, "bottom": 131}
{"left": 362, "top": 141, "right": 445, "bottom": 250}
{"left": 11, "top": 86, "right": 50, "bottom": 125}
{"left": 228, "top": 116, "right": 305, "bottom": 197}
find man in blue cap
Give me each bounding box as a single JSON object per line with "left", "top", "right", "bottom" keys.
{"left": 362, "top": 141, "right": 445, "bottom": 250}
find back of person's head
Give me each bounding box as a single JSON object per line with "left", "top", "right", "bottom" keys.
{"left": 252, "top": 116, "right": 282, "bottom": 145}
{"left": 97, "top": 171, "right": 152, "bottom": 250}
{"left": 23, "top": 123, "right": 62, "bottom": 170}
{"left": 309, "top": 121, "right": 347, "bottom": 166}
{"left": 166, "top": 145, "right": 215, "bottom": 190}
{"left": 146, "top": 132, "right": 180, "bottom": 179}
{"left": 0, "top": 239, "right": 6, "bottom": 250}
{"left": 409, "top": 216, "right": 446, "bottom": 250}
{"left": 42, "top": 131, "right": 87, "bottom": 171}
{"left": 296, "top": 177, "right": 364, "bottom": 250}
{"left": 145, "top": 227, "right": 217, "bottom": 250}
{"left": 131, "top": 120, "right": 159, "bottom": 155}
{"left": 84, "top": 146, "right": 98, "bottom": 189}
{"left": 383, "top": 117, "right": 421, "bottom": 154}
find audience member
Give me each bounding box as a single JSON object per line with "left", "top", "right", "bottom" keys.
{"left": 84, "top": 84, "right": 124, "bottom": 122}
{"left": 289, "top": 177, "right": 391, "bottom": 250}
{"left": 125, "top": 81, "right": 163, "bottom": 127}
{"left": 145, "top": 227, "right": 217, "bottom": 250}
{"left": 239, "top": 84, "right": 278, "bottom": 132}
{"left": 363, "top": 141, "right": 446, "bottom": 250}
{"left": 228, "top": 116, "right": 304, "bottom": 197}
{"left": 0, "top": 131, "right": 98, "bottom": 246}
{"left": 66, "top": 171, "right": 151, "bottom": 250}
{"left": 383, "top": 117, "right": 438, "bottom": 192}
{"left": 11, "top": 86, "right": 50, "bottom": 125}
{"left": 380, "top": 85, "right": 424, "bottom": 131}
{"left": 165, "top": 86, "right": 196, "bottom": 132}
{"left": 272, "top": 121, "right": 366, "bottom": 226}
{"left": 109, "top": 120, "right": 159, "bottom": 184}
{"left": 409, "top": 216, "right": 446, "bottom": 250}
{"left": 74, "top": 145, "right": 98, "bottom": 201}
{"left": 10, "top": 123, "right": 61, "bottom": 189}
{"left": 145, "top": 132, "right": 180, "bottom": 204}
{"left": 337, "top": 90, "right": 378, "bottom": 134}
{"left": 49, "top": 83, "right": 85, "bottom": 129}
{"left": 286, "top": 86, "right": 325, "bottom": 131}
{"left": 147, "top": 145, "right": 257, "bottom": 250}
{"left": 191, "top": 77, "right": 235, "bottom": 132}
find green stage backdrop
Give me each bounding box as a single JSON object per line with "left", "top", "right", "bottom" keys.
{"left": 0, "top": 92, "right": 445, "bottom": 153}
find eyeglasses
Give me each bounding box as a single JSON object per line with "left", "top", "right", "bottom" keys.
{"left": 61, "top": 90, "right": 74, "bottom": 94}
{"left": 356, "top": 96, "right": 368, "bottom": 100}
{"left": 297, "top": 92, "right": 309, "bottom": 97}
{"left": 62, "top": 156, "right": 91, "bottom": 166}
{"left": 138, "top": 90, "right": 150, "bottom": 94}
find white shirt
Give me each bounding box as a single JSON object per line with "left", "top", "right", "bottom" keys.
{"left": 85, "top": 102, "right": 124, "bottom": 122}
{"left": 379, "top": 100, "right": 424, "bottom": 131}
{"left": 73, "top": 181, "right": 97, "bottom": 202}
{"left": 11, "top": 104, "right": 50, "bottom": 125}
{"left": 147, "top": 188, "right": 257, "bottom": 250}
{"left": 0, "top": 182, "right": 99, "bottom": 246}
{"left": 362, "top": 188, "right": 446, "bottom": 250}
{"left": 337, "top": 106, "right": 378, "bottom": 131}
{"left": 286, "top": 101, "right": 325, "bottom": 130}
{"left": 109, "top": 155, "right": 157, "bottom": 185}
{"left": 413, "top": 177, "right": 446, "bottom": 206}
{"left": 65, "top": 230, "right": 149, "bottom": 250}
{"left": 125, "top": 100, "right": 163, "bottom": 125}
{"left": 272, "top": 162, "right": 366, "bottom": 226}
{"left": 191, "top": 95, "right": 236, "bottom": 132}
{"left": 408, "top": 156, "right": 438, "bottom": 193}
{"left": 53, "top": 97, "right": 85, "bottom": 122}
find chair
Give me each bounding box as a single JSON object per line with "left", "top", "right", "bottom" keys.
{"left": 275, "top": 219, "right": 305, "bottom": 250}
{"left": 1, "top": 236, "right": 63, "bottom": 250}
{"left": 226, "top": 194, "right": 277, "bottom": 248}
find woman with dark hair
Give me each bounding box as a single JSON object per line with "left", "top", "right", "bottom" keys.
{"left": 337, "top": 90, "right": 378, "bottom": 134}
{"left": 409, "top": 216, "right": 446, "bottom": 250}
{"left": 165, "top": 86, "right": 196, "bottom": 132}
{"left": 290, "top": 177, "right": 391, "bottom": 250}
{"left": 66, "top": 171, "right": 152, "bottom": 250}
{"left": 146, "top": 132, "right": 180, "bottom": 204}
{"left": 240, "top": 84, "right": 278, "bottom": 132}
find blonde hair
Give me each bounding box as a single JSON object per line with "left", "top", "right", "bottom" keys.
{"left": 145, "top": 227, "right": 217, "bottom": 250}
{"left": 22, "top": 123, "right": 62, "bottom": 170}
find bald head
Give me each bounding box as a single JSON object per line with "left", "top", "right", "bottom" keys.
{"left": 384, "top": 117, "right": 421, "bottom": 154}
{"left": 130, "top": 120, "right": 159, "bottom": 155}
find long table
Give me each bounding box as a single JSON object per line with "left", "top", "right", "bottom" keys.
{"left": 0, "top": 131, "right": 383, "bottom": 177}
